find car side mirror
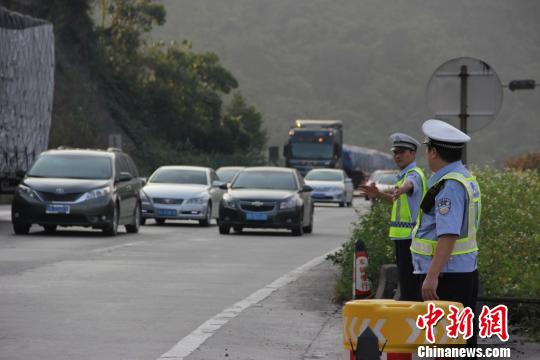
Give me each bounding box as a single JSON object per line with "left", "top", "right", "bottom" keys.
{"left": 301, "top": 185, "right": 313, "bottom": 192}
{"left": 139, "top": 177, "right": 147, "bottom": 186}
{"left": 219, "top": 182, "right": 229, "bottom": 190}
{"left": 119, "top": 172, "right": 133, "bottom": 182}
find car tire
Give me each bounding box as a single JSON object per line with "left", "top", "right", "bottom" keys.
{"left": 103, "top": 203, "right": 119, "bottom": 236}
{"left": 13, "top": 223, "right": 30, "bottom": 235}
{"left": 303, "top": 206, "right": 314, "bottom": 234}
{"left": 233, "top": 226, "right": 243, "bottom": 233}
{"left": 291, "top": 224, "right": 304, "bottom": 236}
{"left": 125, "top": 202, "right": 141, "bottom": 234}
{"left": 43, "top": 225, "right": 57, "bottom": 234}
{"left": 339, "top": 202, "right": 345, "bottom": 207}
{"left": 219, "top": 224, "right": 230, "bottom": 234}
{"left": 155, "top": 218, "right": 165, "bottom": 225}
{"left": 199, "top": 202, "right": 212, "bottom": 227}
{"left": 140, "top": 217, "right": 146, "bottom": 226}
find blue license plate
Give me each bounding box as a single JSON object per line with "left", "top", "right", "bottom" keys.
{"left": 46, "top": 204, "right": 70, "bottom": 214}
{"left": 157, "top": 209, "right": 177, "bottom": 217}
{"left": 246, "top": 212, "right": 268, "bottom": 221}
{"left": 312, "top": 192, "right": 327, "bottom": 198}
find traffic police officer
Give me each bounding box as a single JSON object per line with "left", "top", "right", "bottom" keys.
{"left": 411, "top": 119, "right": 481, "bottom": 347}
{"left": 360, "top": 133, "right": 427, "bottom": 300}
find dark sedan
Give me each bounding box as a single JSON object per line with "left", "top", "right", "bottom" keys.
{"left": 218, "top": 167, "right": 314, "bottom": 236}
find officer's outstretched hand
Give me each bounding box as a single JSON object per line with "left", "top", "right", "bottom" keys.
{"left": 422, "top": 275, "right": 439, "bottom": 301}
{"left": 392, "top": 187, "right": 404, "bottom": 202}
{"left": 358, "top": 183, "right": 379, "bottom": 199}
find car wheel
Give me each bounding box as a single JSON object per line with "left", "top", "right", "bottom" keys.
{"left": 339, "top": 202, "right": 345, "bottom": 207}
{"left": 303, "top": 207, "right": 314, "bottom": 234}
{"left": 219, "top": 224, "right": 230, "bottom": 234}
{"left": 233, "top": 226, "right": 243, "bottom": 233}
{"left": 155, "top": 218, "right": 165, "bottom": 225}
{"left": 103, "top": 203, "right": 119, "bottom": 236}
{"left": 13, "top": 223, "right": 30, "bottom": 235}
{"left": 199, "top": 202, "right": 212, "bottom": 227}
{"left": 43, "top": 225, "right": 57, "bottom": 234}
{"left": 291, "top": 224, "right": 304, "bottom": 236}
{"left": 125, "top": 202, "right": 141, "bottom": 233}
{"left": 140, "top": 217, "right": 146, "bottom": 226}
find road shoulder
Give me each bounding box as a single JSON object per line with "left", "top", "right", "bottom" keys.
{"left": 185, "top": 259, "right": 343, "bottom": 360}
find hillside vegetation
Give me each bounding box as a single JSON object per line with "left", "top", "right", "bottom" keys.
{"left": 155, "top": 0, "right": 540, "bottom": 165}
{"left": 0, "top": 0, "right": 266, "bottom": 174}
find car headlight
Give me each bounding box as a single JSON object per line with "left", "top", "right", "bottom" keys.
{"left": 79, "top": 186, "right": 111, "bottom": 202}
{"left": 186, "top": 197, "right": 206, "bottom": 205}
{"left": 221, "top": 195, "right": 236, "bottom": 209}
{"left": 18, "top": 184, "right": 42, "bottom": 201}
{"left": 279, "top": 197, "right": 297, "bottom": 210}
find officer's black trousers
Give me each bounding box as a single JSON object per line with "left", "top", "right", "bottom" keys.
{"left": 418, "top": 270, "right": 479, "bottom": 349}
{"left": 394, "top": 239, "right": 420, "bottom": 301}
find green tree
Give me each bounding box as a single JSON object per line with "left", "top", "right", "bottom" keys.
{"left": 223, "top": 92, "right": 267, "bottom": 153}
{"left": 97, "top": 0, "right": 166, "bottom": 72}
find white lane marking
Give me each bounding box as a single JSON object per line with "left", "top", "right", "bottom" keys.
{"left": 157, "top": 246, "right": 342, "bottom": 360}
{"left": 89, "top": 241, "right": 143, "bottom": 254}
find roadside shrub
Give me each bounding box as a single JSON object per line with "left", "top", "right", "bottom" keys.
{"left": 504, "top": 152, "right": 540, "bottom": 171}
{"left": 329, "top": 167, "right": 540, "bottom": 337}
{"left": 475, "top": 168, "right": 540, "bottom": 337}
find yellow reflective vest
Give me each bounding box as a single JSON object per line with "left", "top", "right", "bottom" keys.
{"left": 410, "top": 172, "right": 481, "bottom": 256}
{"left": 388, "top": 167, "right": 427, "bottom": 239}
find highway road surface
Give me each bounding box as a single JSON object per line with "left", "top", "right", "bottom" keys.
{"left": 0, "top": 200, "right": 368, "bottom": 360}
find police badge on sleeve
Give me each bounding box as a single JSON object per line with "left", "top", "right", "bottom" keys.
{"left": 437, "top": 198, "right": 451, "bottom": 215}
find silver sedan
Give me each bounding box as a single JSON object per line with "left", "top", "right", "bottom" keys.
{"left": 304, "top": 169, "right": 354, "bottom": 207}
{"left": 140, "top": 166, "right": 224, "bottom": 226}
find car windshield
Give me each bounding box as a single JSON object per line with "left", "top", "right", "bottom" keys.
{"left": 27, "top": 154, "right": 112, "bottom": 180}
{"left": 305, "top": 170, "right": 343, "bottom": 181}
{"left": 232, "top": 171, "right": 297, "bottom": 190}
{"left": 216, "top": 169, "right": 241, "bottom": 183}
{"left": 378, "top": 174, "right": 398, "bottom": 185}
{"left": 150, "top": 169, "right": 208, "bottom": 185}
{"left": 291, "top": 143, "right": 333, "bottom": 159}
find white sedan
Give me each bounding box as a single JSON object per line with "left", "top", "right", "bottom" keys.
{"left": 304, "top": 169, "right": 354, "bottom": 207}
{"left": 140, "top": 166, "right": 224, "bottom": 226}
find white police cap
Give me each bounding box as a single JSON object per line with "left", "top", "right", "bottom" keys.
{"left": 389, "top": 133, "right": 420, "bottom": 151}
{"left": 422, "top": 119, "right": 471, "bottom": 149}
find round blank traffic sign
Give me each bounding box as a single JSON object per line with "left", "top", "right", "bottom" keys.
{"left": 427, "top": 57, "right": 503, "bottom": 132}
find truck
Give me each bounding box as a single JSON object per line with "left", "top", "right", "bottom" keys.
{"left": 0, "top": 7, "right": 54, "bottom": 192}
{"left": 283, "top": 119, "right": 395, "bottom": 187}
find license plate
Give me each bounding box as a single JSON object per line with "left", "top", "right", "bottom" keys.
{"left": 246, "top": 212, "right": 268, "bottom": 221}
{"left": 46, "top": 204, "right": 70, "bottom": 214}
{"left": 157, "top": 209, "right": 177, "bottom": 217}
{"left": 312, "top": 192, "right": 327, "bottom": 198}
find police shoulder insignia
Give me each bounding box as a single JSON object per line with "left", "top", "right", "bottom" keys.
{"left": 437, "top": 198, "right": 451, "bottom": 215}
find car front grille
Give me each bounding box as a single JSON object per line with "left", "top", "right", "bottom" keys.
{"left": 38, "top": 191, "right": 83, "bottom": 202}
{"left": 152, "top": 198, "right": 183, "bottom": 205}
{"left": 35, "top": 214, "right": 88, "bottom": 224}
{"left": 240, "top": 201, "right": 276, "bottom": 212}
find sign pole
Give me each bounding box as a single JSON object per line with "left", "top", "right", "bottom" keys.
{"left": 459, "top": 65, "right": 469, "bottom": 164}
